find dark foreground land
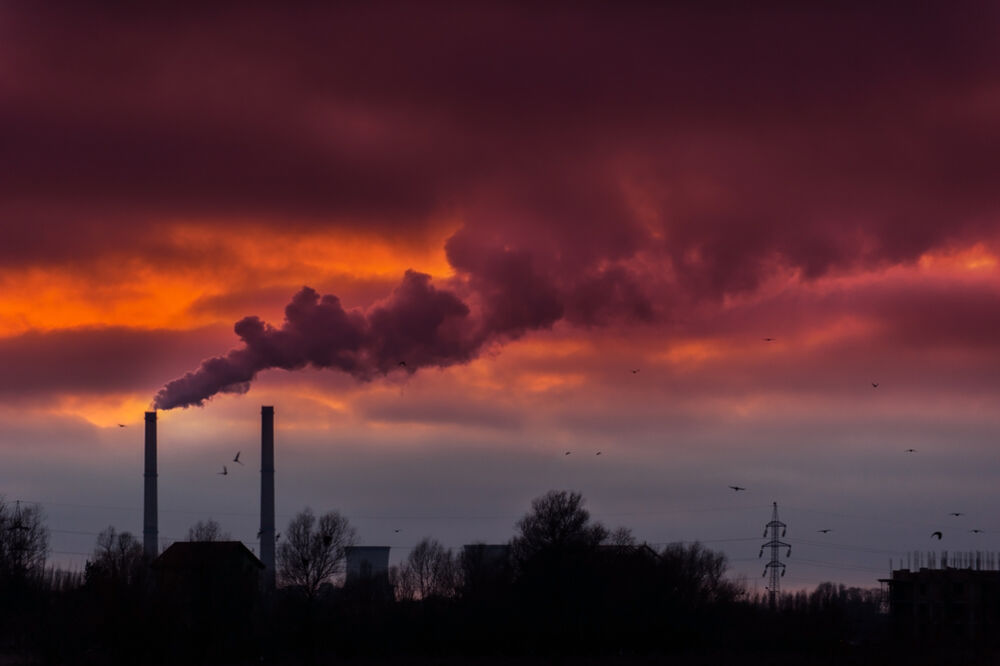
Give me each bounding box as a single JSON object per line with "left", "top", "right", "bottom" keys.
{"left": 5, "top": 651, "right": 1000, "bottom": 666}
{"left": 4, "top": 496, "right": 998, "bottom": 665}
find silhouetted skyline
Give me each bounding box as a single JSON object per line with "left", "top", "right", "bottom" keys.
{"left": 1, "top": 3, "right": 999, "bottom": 593}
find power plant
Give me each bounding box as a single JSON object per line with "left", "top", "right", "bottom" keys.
{"left": 141, "top": 405, "right": 278, "bottom": 590}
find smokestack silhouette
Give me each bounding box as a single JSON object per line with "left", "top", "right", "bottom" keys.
{"left": 260, "top": 406, "right": 276, "bottom": 590}
{"left": 143, "top": 411, "right": 158, "bottom": 559}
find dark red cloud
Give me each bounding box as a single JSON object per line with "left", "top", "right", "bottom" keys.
{"left": 155, "top": 240, "right": 661, "bottom": 408}
{"left": 2, "top": 2, "right": 999, "bottom": 316}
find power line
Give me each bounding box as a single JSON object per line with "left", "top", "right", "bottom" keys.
{"left": 782, "top": 503, "right": 998, "bottom": 535}
{"left": 17, "top": 496, "right": 773, "bottom": 523}
{"left": 787, "top": 537, "right": 907, "bottom": 556}
{"left": 791, "top": 557, "right": 886, "bottom": 575}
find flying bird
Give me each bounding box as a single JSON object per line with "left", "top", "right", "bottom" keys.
{"left": 949, "top": 512, "right": 964, "bottom": 517}
{"left": 596, "top": 451, "right": 602, "bottom": 456}
{"left": 762, "top": 338, "right": 776, "bottom": 342}
{"left": 817, "top": 529, "right": 832, "bottom": 534}
{"left": 631, "top": 368, "right": 640, "bottom": 374}
{"left": 729, "top": 486, "right": 746, "bottom": 492}
{"left": 217, "top": 465, "right": 227, "bottom": 476}
{"left": 931, "top": 531, "right": 942, "bottom": 540}
{"left": 394, "top": 529, "right": 400, "bottom": 533}
{"left": 904, "top": 448, "right": 917, "bottom": 453}
{"left": 565, "top": 451, "right": 571, "bottom": 456}
{"left": 871, "top": 382, "right": 879, "bottom": 388}
{"left": 398, "top": 361, "right": 406, "bottom": 367}
{"left": 971, "top": 529, "right": 984, "bottom": 534}
{"left": 117, "top": 424, "right": 127, "bottom": 428}
{"left": 233, "top": 451, "right": 243, "bottom": 465}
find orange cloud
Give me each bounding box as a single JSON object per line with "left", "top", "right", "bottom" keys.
{"left": 0, "top": 220, "right": 458, "bottom": 336}
{"left": 918, "top": 242, "right": 999, "bottom": 274}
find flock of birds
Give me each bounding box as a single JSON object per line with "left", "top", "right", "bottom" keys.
{"left": 629, "top": 344, "right": 983, "bottom": 545}
{"left": 556, "top": 352, "right": 982, "bottom": 544}
{"left": 719, "top": 357, "right": 981, "bottom": 542}
{"left": 217, "top": 450, "right": 244, "bottom": 476}
{"left": 726, "top": 466, "right": 982, "bottom": 541}
{"left": 114, "top": 343, "right": 983, "bottom": 548}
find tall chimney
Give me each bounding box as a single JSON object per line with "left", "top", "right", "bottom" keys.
{"left": 260, "top": 406, "right": 276, "bottom": 590}
{"left": 143, "top": 411, "right": 158, "bottom": 559}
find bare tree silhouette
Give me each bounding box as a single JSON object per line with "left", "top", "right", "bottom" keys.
{"left": 511, "top": 490, "right": 608, "bottom": 566}
{"left": 85, "top": 526, "right": 145, "bottom": 587}
{"left": 660, "top": 541, "right": 741, "bottom": 607}
{"left": 393, "top": 537, "right": 458, "bottom": 601}
{"left": 277, "top": 508, "right": 356, "bottom": 598}
{"left": 187, "top": 519, "right": 230, "bottom": 542}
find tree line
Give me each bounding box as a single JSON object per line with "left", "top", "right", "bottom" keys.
{"left": 0, "top": 491, "right": 898, "bottom": 664}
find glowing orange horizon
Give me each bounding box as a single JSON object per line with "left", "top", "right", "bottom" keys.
{"left": 0, "top": 221, "right": 458, "bottom": 336}
{"left": 5, "top": 235, "right": 997, "bottom": 430}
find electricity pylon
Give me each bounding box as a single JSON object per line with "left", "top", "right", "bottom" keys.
{"left": 759, "top": 501, "right": 790, "bottom": 609}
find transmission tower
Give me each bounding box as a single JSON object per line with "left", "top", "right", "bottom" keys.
{"left": 759, "top": 501, "right": 790, "bottom": 609}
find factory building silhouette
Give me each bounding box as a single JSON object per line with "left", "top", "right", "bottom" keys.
{"left": 139, "top": 405, "right": 509, "bottom": 601}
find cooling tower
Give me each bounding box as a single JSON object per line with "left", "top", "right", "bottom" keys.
{"left": 143, "top": 411, "right": 158, "bottom": 559}
{"left": 260, "top": 405, "right": 276, "bottom": 590}
{"left": 345, "top": 546, "right": 391, "bottom": 583}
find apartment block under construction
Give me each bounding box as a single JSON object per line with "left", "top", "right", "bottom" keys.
{"left": 881, "top": 554, "right": 1000, "bottom": 642}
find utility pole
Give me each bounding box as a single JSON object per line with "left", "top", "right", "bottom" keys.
{"left": 760, "top": 501, "right": 790, "bottom": 610}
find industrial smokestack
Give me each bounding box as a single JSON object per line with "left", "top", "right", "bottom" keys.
{"left": 143, "top": 411, "right": 158, "bottom": 559}
{"left": 260, "top": 406, "right": 276, "bottom": 590}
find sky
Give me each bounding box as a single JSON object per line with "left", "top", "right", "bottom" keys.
{"left": 2, "top": 2, "right": 1000, "bottom": 590}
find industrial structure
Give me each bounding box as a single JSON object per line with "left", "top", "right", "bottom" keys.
{"left": 143, "top": 411, "right": 157, "bottom": 559}
{"left": 345, "top": 546, "right": 390, "bottom": 584}
{"left": 881, "top": 554, "right": 1000, "bottom": 641}
{"left": 152, "top": 541, "right": 264, "bottom": 644}
{"left": 760, "top": 501, "right": 790, "bottom": 609}
{"left": 260, "top": 405, "right": 276, "bottom": 591}
{"left": 141, "top": 405, "right": 278, "bottom": 590}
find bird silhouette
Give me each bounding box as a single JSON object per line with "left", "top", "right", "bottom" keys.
{"left": 233, "top": 451, "right": 243, "bottom": 465}
{"left": 872, "top": 382, "right": 879, "bottom": 388}
{"left": 117, "top": 424, "right": 126, "bottom": 428}
{"left": 394, "top": 529, "right": 400, "bottom": 533}
{"left": 217, "top": 465, "right": 227, "bottom": 476}
{"left": 762, "top": 337, "right": 776, "bottom": 342}
{"left": 398, "top": 361, "right": 406, "bottom": 367}
{"left": 971, "top": 529, "right": 984, "bottom": 534}
{"left": 565, "top": 451, "right": 571, "bottom": 456}
{"left": 729, "top": 486, "right": 746, "bottom": 492}
{"left": 817, "top": 529, "right": 832, "bottom": 534}
{"left": 595, "top": 451, "right": 602, "bottom": 456}
{"left": 949, "top": 512, "right": 964, "bottom": 517}
{"left": 631, "top": 368, "right": 640, "bottom": 374}
{"left": 904, "top": 448, "right": 917, "bottom": 453}
{"left": 931, "top": 531, "right": 942, "bottom": 540}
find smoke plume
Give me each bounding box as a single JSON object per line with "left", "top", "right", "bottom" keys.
{"left": 154, "top": 271, "right": 475, "bottom": 409}
{"left": 153, "top": 230, "right": 656, "bottom": 410}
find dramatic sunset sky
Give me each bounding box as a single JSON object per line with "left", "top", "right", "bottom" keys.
{"left": 2, "top": 3, "right": 999, "bottom": 589}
